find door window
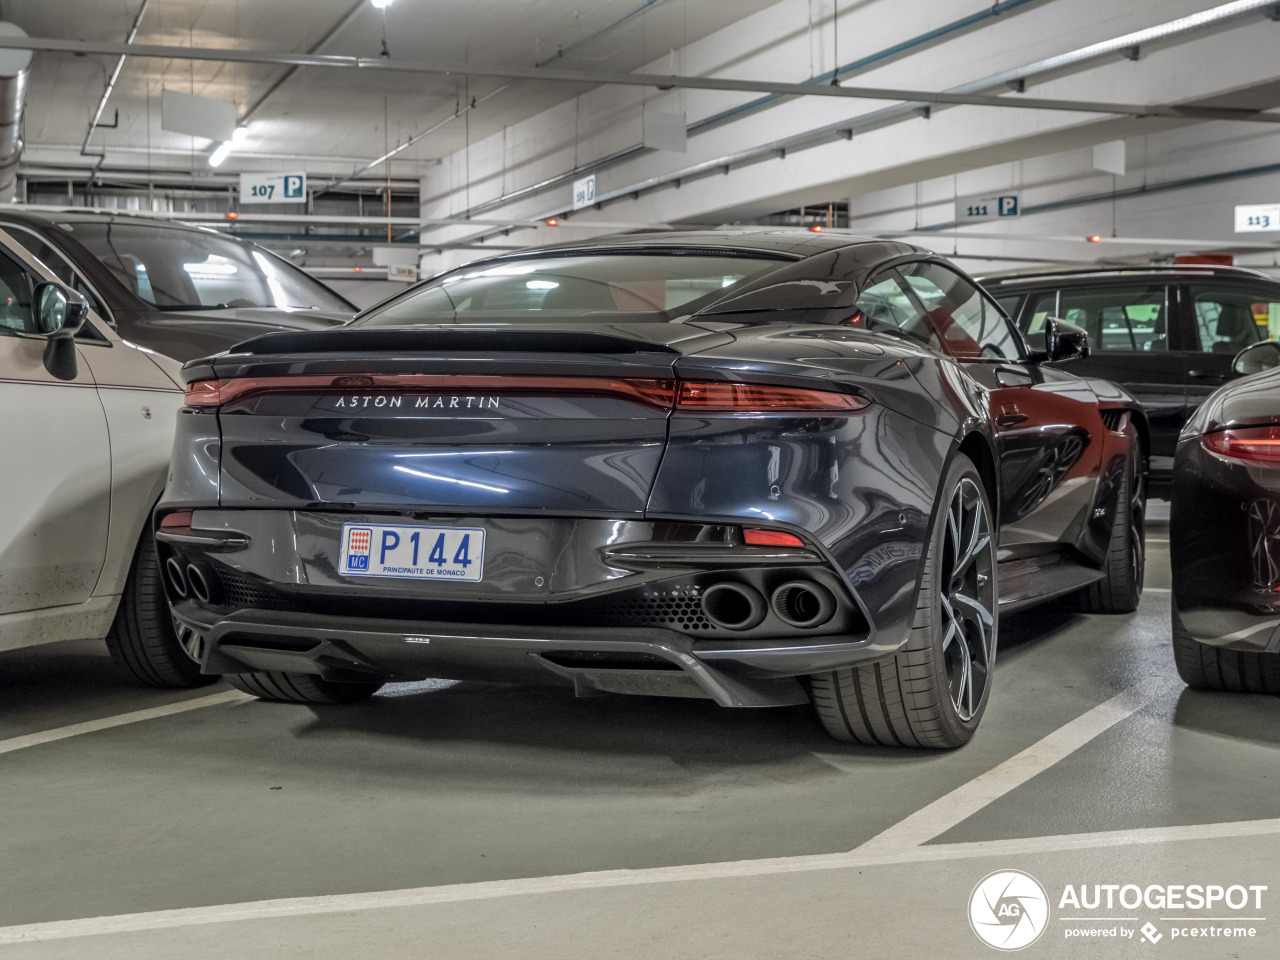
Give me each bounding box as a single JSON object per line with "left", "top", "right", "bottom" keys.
{"left": 898, "top": 261, "right": 1022, "bottom": 360}
{"left": 6, "top": 228, "right": 107, "bottom": 319}
{"left": 1187, "top": 284, "right": 1278, "bottom": 354}
{"left": 1057, "top": 285, "right": 1167, "bottom": 352}
{"left": 853, "top": 272, "right": 938, "bottom": 348}
{"left": 0, "top": 247, "right": 34, "bottom": 334}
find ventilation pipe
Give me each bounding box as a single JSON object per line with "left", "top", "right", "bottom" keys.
{"left": 0, "top": 23, "right": 30, "bottom": 203}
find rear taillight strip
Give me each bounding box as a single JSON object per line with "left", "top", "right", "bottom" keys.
{"left": 183, "top": 374, "right": 869, "bottom": 414}
{"left": 1202, "top": 424, "right": 1280, "bottom": 463}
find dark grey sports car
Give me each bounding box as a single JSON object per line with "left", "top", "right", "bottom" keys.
{"left": 156, "top": 230, "right": 1147, "bottom": 747}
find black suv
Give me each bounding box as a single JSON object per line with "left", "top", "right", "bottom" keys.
{"left": 983, "top": 265, "right": 1280, "bottom": 487}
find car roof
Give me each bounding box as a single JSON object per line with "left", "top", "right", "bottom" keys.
{"left": 445, "top": 227, "right": 927, "bottom": 263}
{"left": 980, "top": 265, "right": 1280, "bottom": 288}
{"left": 0, "top": 208, "right": 239, "bottom": 240}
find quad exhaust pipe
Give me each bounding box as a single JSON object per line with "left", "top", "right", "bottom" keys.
{"left": 166, "top": 556, "right": 223, "bottom": 606}
{"left": 699, "top": 580, "right": 836, "bottom": 631}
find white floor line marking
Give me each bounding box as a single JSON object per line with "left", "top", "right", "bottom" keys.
{"left": 1143, "top": 587, "right": 1171, "bottom": 592}
{"left": 2, "top": 818, "right": 1276, "bottom": 945}
{"left": 0, "top": 690, "right": 250, "bottom": 756}
{"left": 854, "top": 687, "right": 1147, "bottom": 854}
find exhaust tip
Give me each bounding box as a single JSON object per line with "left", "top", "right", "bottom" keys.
{"left": 164, "top": 556, "right": 189, "bottom": 599}
{"left": 186, "top": 562, "right": 222, "bottom": 606}
{"left": 701, "top": 583, "right": 766, "bottom": 631}
{"left": 771, "top": 581, "right": 835, "bottom": 629}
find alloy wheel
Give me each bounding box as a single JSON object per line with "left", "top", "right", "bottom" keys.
{"left": 939, "top": 477, "right": 996, "bottom": 722}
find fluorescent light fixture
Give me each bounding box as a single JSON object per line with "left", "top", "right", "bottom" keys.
{"left": 207, "top": 125, "right": 250, "bottom": 168}
{"left": 371, "top": 0, "right": 394, "bottom": 7}
{"left": 207, "top": 141, "right": 233, "bottom": 167}
{"left": 526, "top": 280, "right": 559, "bottom": 290}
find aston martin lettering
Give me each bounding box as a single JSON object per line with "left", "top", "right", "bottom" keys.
{"left": 330, "top": 395, "right": 501, "bottom": 409}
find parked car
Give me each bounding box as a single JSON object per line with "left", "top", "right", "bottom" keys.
{"left": 983, "top": 265, "right": 1280, "bottom": 489}
{"left": 156, "top": 230, "right": 1147, "bottom": 748}
{"left": 0, "top": 228, "right": 211, "bottom": 686}
{"left": 1171, "top": 343, "right": 1280, "bottom": 695}
{"left": 0, "top": 210, "right": 355, "bottom": 362}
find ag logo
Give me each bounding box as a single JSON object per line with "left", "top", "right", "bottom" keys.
{"left": 969, "top": 870, "right": 1050, "bottom": 951}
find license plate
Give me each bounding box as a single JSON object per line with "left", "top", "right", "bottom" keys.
{"left": 339, "top": 523, "right": 485, "bottom": 582}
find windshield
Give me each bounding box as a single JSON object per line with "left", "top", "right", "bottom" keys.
{"left": 62, "top": 221, "right": 353, "bottom": 312}
{"left": 356, "top": 252, "right": 786, "bottom": 326}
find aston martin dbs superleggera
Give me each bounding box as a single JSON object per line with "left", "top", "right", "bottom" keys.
{"left": 156, "top": 230, "right": 1147, "bottom": 747}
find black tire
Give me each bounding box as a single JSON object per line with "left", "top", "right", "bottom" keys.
{"left": 1173, "top": 614, "right": 1280, "bottom": 694}
{"left": 106, "top": 526, "right": 216, "bottom": 688}
{"left": 1070, "top": 430, "right": 1145, "bottom": 614}
{"left": 810, "top": 453, "right": 997, "bottom": 748}
{"left": 225, "top": 671, "right": 385, "bottom": 704}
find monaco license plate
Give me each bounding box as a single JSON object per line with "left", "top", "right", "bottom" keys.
{"left": 339, "top": 523, "right": 485, "bottom": 582}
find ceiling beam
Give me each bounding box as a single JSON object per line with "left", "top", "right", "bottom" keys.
{"left": 4, "top": 35, "right": 1280, "bottom": 124}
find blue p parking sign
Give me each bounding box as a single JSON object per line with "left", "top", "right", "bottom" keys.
{"left": 998, "top": 195, "right": 1018, "bottom": 217}
{"left": 283, "top": 175, "right": 305, "bottom": 200}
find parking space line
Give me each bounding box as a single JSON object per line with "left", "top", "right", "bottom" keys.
{"left": 1, "top": 816, "right": 1275, "bottom": 945}
{"left": 854, "top": 687, "right": 1147, "bottom": 854}
{"left": 0, "top": 690, "right": 250, "bottom": 757}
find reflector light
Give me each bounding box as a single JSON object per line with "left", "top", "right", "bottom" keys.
{"left": 743, "top": 529, "right": 805, "bottom": 547}
{"left": 677, "top": 381, "right": 869, "bottom": 413}
{"left": 160, "top": 511, "right": 193, "bottom": 529}
{"left": 1202, "top": 424, "right": 1280, "bottom": 463}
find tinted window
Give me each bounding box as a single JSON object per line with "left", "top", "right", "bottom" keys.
{"left": 0, "top": 248, "right": 35, "bottom": 334}
{"left": 61, "top": 221, "right": 351, "bottom": 312}
{"left": 853, "top": 272, "right": 938, "bottom": 348}
{"left": 359, "top": 254, "right": 783, "bottom": 326}
{"left": 1188, "top": 284, "right": 1277, "bottom": 354}
{"left": 899, "top": 261, "right": 1021, "bottom": 360}
{"left": 1057, "top": 284, "right": 1167, "bottom": 352}
{"left": 993, "top": 293, "right": 1023, "bottom": 322}
{"left": 6, "top": 227, "right": 106, "bottom": 317}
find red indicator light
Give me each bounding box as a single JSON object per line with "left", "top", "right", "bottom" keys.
{"left": 743, "top": 529, "right": 805, "bottom": 547}
{"left": 226, "top": 211, "right": 239, "bottom": 219}
{"left": 1203, "top": 424, "right": 1280, "bottom": 463}
{"left": 1086, "top": 234, "right": 1101, "bottom": 242}
{"left": 545, "top": 218, "right": 560, "bottom": 226}
{"left": 809, "top": 224, "right": 824, "bottom": 232}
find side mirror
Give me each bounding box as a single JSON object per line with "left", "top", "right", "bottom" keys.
{"left": 34, "top": 282, "right": 89, "bottom": 382}
{"left": 1232, "top": 340, "right": 1280, "bottom": 377}
{"left": 1042, "top": 316, "right": 1090, "bottom": 363}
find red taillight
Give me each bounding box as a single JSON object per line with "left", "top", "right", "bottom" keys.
{"left": 182, "top": 375, "right": 676, "bottom": 409}
{"left": 184, "top": 380, "right": 222, "bottom": 406}
{"left": 743, "top": 528, "right": 805, "bottom": 547}
{"left": 1202, "top": 424, "right": 1280, "bottom": 463}
{"left": 677, "top": 381, "right": 868, "bottom": 413}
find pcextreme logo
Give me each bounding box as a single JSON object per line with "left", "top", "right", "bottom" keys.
{"left": 969, "top": 870, "right": 1051, "bottom": 951}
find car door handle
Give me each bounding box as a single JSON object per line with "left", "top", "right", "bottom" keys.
{"left": 996, "top": 403, "right": 1028, "bottom": 427}
{"left": 1187, "top": 370, "right": 1227, "bottom": 383}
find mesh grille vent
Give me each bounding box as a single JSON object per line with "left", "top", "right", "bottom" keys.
{"left": 602, "top": 586, "right": 711, "bottom": 631}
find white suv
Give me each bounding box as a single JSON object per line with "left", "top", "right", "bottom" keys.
{"left": 0, "top": 228, "right": 209, "bottom": 687}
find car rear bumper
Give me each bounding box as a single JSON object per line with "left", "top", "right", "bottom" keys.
{"left": 173, "top": 603, "right": 883, "bottom": 707}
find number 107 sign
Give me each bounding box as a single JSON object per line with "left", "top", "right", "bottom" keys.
{"left": 239, "top": 172, "right": 307, "bottom": 205}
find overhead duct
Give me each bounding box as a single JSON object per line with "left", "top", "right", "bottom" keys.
{"left": 0, "top": 23, "right": 30, "bottom": 203}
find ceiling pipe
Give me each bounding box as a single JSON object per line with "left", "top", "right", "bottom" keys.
{"left": 0, "top": 23, "right": 31, "bottom": 203}
{"left": 3, "top": 34, "right": 1277, "bottom": 124}
{"left": 79, "top": 0, "right": 149, "bottom": 186}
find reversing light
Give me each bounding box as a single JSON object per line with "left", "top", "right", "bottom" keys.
{"left": 743, "top": 529, "right": 805, "bottom": 547}
{"left": 677, "top": 381, "right": 869, "bottom": 413}
{"left": 1202, "top": 424, "right": 1280, "bottom": 463}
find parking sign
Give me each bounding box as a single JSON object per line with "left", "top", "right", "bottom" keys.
{"left": 239, "top": 172, "right": 308, "bottom": 205}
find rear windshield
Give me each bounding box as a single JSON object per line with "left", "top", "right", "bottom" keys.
{"left": 356, "top": 253, "right": 786, "bottom": 326}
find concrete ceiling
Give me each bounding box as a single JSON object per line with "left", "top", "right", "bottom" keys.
{"left": 8, "top": 0, "right": 776, "bottom": 181}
